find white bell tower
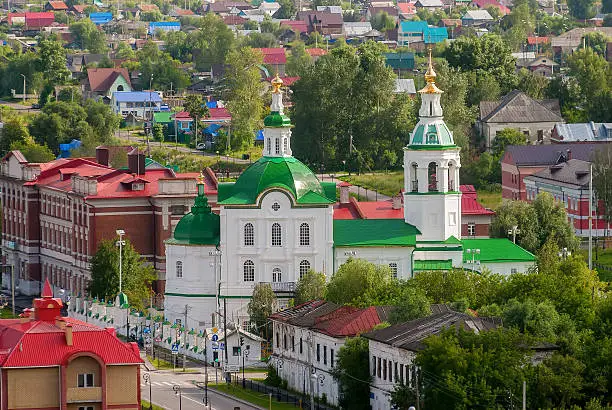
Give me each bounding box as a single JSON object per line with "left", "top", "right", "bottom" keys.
{"left": 403, "top": 50, "right": 462, "bottom": 241}
{"left": 262, "top": 74, "right": 293, "bottom": 157}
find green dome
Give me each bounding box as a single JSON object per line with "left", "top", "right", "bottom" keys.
{"left": 218, "top": 156, "right": 335, "bottom": 205}
{"left": 264, "top": 111, "right": 292, "bottom": 127}
{"left": 173, "top": 189, "right": 220, "bottom": 245}
{"left": 409, "top": 121, "right": 455, "bottom": 148}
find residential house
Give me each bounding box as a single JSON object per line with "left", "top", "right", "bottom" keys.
{"left": 526, "top": 36, "right": 549, "bottom": 52}
{"left": 460, "top": 185, "right": 494, "bottom": 238}
{"left": 297, "top": 11, "right": 344, "bottom": 35}
{"left": 111, "top": 91, "right": 163, "bottom": 119}
{"left": 256, "top": 48, "right": 287, "bottom": 76}
{"left": 206, "top": 0, "right": 251, "bottom": 15}
{"left": 528, "top": 56, "right": 558, "bottom": 77}
{"left": 500, "top": 143, "right": 602, "bottom": 200}
{"left": 0, "top": 148, "right": 204, "bottom": 298}
{"left": 316, "top": 5, "right": 343, "bottom": 13}
{"left": 552, "top": 122, "right": 612, "bottom": 143}
{"left": 202, "top": 327, "right": 265, "bottom": 367}
{"left": 461, "top": 10, "right": 493, "bottom": 26}
{"left": 269, "top": 301, "right": 392, "bottom": 407}
{"left": 172, "top": 111, "right": 195, "bottom": 134}
{"left": 414, "top": 0, "right": 445, "bottom": 9}
{"left": 69, "top": 4, "right": 88, "bottom": 16}
{"left": 470, "top": 0, "right": 510, "bottom": 14}
{"left": 440, "top": 18, "right": 462, "bottom": 38}
{"left": 17, "top": 12, "right": 55, "bottom": 30}
{"left": 44, "top": 0, "right": 68, "bottom": 11}
{"left": 241, "top": 8, "right": 267, "bottom": 22}
{"left": 398, "top": 21, "right": 448, "bottom": 47}
{"left": 478, "top": 90, "right": 563, "bottom": 149}
{"left": 223, "top": 14, "right": 248, "bottom": 28}
{"left": 551, "top": 27, "right": 612, "bottom": 61}
{"left": 89, "top": 11, "right": 113, "bottom": 24}
{"left": 512, "top": 51, "right": 537, "bottom": 68}
{"left": 343, "top": 21, "right": 373, "bottom": 38}
{"left": 367, "top": 6, "right": 399, "bottom": 22}
{"left": 138, "top": 3, "right": 159, "bottom": 12}
{"left": 169, "top": 7, "right": 195, "bottom": 17}
{"left": 85, "top": 67, "right": 132, "bottom": 100}
{"left": 397, "top": 2, "right": 417, "bottom": 18}
{"left": 68, "top": 53, "right": 108, "bottom": 77}
{"left": 365, "top": 308, "right": 501, "bottom": 410}
{"left": 149, "top": 21, "right": 181, "bottom": 36}
{"left": 259, "top": 0, "right": 280, "bottom": 16}
{"left": 0, "top": 280, "right": 143, "bottom": 410}
{"left": 305, "top": 47, "right": 328, "bottom": 61}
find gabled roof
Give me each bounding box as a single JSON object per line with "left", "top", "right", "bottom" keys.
{"left": 364, "top": 310, "right": 501, "bottom": 351}
{"left": 305, "top": 48, "right": 327, "bottom": 57}
{"left": 87, "top": 68, "right": 132, "bottom": 92}
{"left": 415, "top": 0, "right": 445, "bottom": 7}
{"left": 479, "top": 90, "right": 562, "bottom": 123}
{"left": 47, "top": 0, "right": 68, "bottom": 10}
{"left": 112, "top": 91, "right": 162, "bottom": 103}
{"left": 280, "top": 20, "right": 308, "bottom": 32}
{"left": 255, "top": 48, "right": 287, "bottom": 64}
{"left": 460, "top": 185, "right": 495, "bottom": 216}
{"left": 397, "top": 2, "right": 416, "bottom": 14}
{"left": 525, "top": 158, "right": 591, "bottom": 189}
{"left": 527, "top": 36, "right": 549, "bottom": 45}
{"left": 462, "top": 9, "right": 493, "bottom": 20}
{"left": 502, "top": 143, "right": 601, "bottom": 166}
{"left": 297, "top": 10, "right": 344, "bottom": 28}
{"left": 138, "top": 3, "right": 159, "bottom": 11}
{"left": 471, "top": 0, "right": 510, "bottom": 14}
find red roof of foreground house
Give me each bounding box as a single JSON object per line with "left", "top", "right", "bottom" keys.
{"left": 397, "top": 2, "right": 416, "bottom": 14}
{"left": 207, "top": 107, "right": 231, "bottom": 121}
{"left": 305, "top": 47, "right": 328, "bottom": 57}
{"left": 87, "top": 68, "right": 132, "bottom": 92}
{"left": 70, "top": 4, "right": 87, "bottom": 13}
{"left": 460, "top": 185, "right": 495, "bottom": 215}
{"left": 174, "top": 8, "right": 195, "bottom": 15}
{"left": 255, "top": 48, "right": 287, "bottom": 65}
{"left": 0, "top": 280, "right": 142, "bottom": 368}
{"left": 25, "top": 11, "right": 55, "bottom": 27}
{"left": 47, "top": 1, "right": 68, "bottom": 10}
{"left": 527, "top": 36, "right": 549, "bottom": 45}
{"left": 223, "top": 15, "right": 247, "bottom": 25}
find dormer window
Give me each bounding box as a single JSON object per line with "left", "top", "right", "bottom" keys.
{"left": 132, "top": 183, "right": 145, "bottom": 191}
{"left": 426, "top": 132, "right": 439, "bottom": 144}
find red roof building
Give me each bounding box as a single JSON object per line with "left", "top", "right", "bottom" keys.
{"left": 0, "top": 280, "right": 142, "bottom": 409}
{"left": 255, "top": 48, "right": 287, "bottom": 75}
{"left": 206, "top": 107, "right": 232, "bottom": 122}
{"left": 470, "top": 0, "right": 510, "bottom": 14}
{"left": 45, "top": 0, "right": 69, "bottom": 11}
{"left": 24, "top": 12, "right": 55, "bottom": 29}
{"left": 305, "top": 48, "right": 328, "bottom": 61}
{"left": 86, "top": 67, "right": 132, "bottom": 98}
{"left": 0, "top": 148, "right": 212, "bottom": 301}
{"left": 279, "top": 20, "right": 308, "bottom": 33}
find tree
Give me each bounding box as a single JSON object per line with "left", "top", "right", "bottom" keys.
{"left": 517, "top": 67, "right": 549, "bottom": 100}
{"left": 333, "top": 337, "right": 371, "bottom": 410}
{"left": 188, "top": 14, "right": 236, "bottom": 71}
{"left": 247, "top": 283, "right": 278, "bottom": 337}
{"left": 286, "top": 41, "right": 312, "bottom": 76}
{"left": 224, "top": 47, "right": 264, "bottom": 149}
{"left": 70, "top": 19, "right": 107, "bottom": 53}
{"left": 83, "top": 99, "right": 120, "bottom": 141}
{"left": 37, "top": 37, "right": 70, "bottom": 86}
{"left": 294, "top": 270, "right": 326, "bottom": 305}
{"left": 502, "top": 298, "right": 561, "bottom": 338}
{"left": 10, "top": 139, "right": 55, "bottom": 162}
{"left": 604, "top": 0, "right": 612, "bottom": 12}
{"left": 592, "top": 145, "right": 612, "bottom": 228}
{"left": 183, "top": 94, "right": 209, "bottom": 145}
{"left": 567, "top": 48, "right": 610, "bottom": 104}
{"left": 275, "top": 0, "right": 296, "bottom": 19}
{"left": 88, "top": 239, "right": 155, "bottom": 310}
{"left": 567, "top": 0, "right": 596, "bottom": 19}
{"left": 388, "top": 286, "right": 431, "bottom": 324}
{"left": 137, "top": 41, "right": 190, "bottom": 91}
{"left": 116, "top": 41, "right": 136, "bottom": 59}
{"left": 467, "top": 71, "right": 501, "bottom": 107}
{"left": 325, "top": 258, "right": 394, "bottom": 306}
{"left": 57, "top": 86, "right": 82, "bottom": 103}
{"left": 371, "top": 12, "right": 396, "bottom": 31}
{"left": 490, "top": 128, "right": 527, "bottom": 158}
{"left": 580, "top": 32, "right": 610, "bottom": 57}
{"left": 29, "top": 101, "right": 91, "bottom": 153}
{"left": 0, "top": 117, "right": 29, "bottom": 155}
{"left": 529, "top": 353, "right": 586, "bottom": 408}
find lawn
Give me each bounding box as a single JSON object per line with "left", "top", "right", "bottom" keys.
{"left": 340, "top": 172, "right": 404, "bottom": 197}
{"left": 211, "top": 383, "right": 302, "bottom": 410}
{"left": 0, "top": 308, "right": 14, "bottom": 319}
{"left": 476, "top": 189, "right": 503, "bottom": 210}
{"left": 141, "top": 400, "right": 165, "bottom": 410}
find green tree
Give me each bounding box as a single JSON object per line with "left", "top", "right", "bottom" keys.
{"left": 580, "top": 32, "right": 610, "bottom": 57}
{"left": 371, "top": 11, "right": 396, "bottom": 31}
{"left": 333, "top": 337, "right": 371, "bottom": 410}
{"left": 83, "top": 99, "right": 120, "bottom": 141}
{"left": 567, "top": 48, "right": 610, "bottom": 104}
{"left": 388, "top": 286, "right": 431, "bottom": 324}
{"left": 37, "top": 37, "right": 70, "bottom": 85}
{"left": 183, "top": 94, "right": 209, "bottom": 145}
{"left": 285, "top": 41, "right": 312, "bottom": 76}
{"left": 116, "top": 41, "right": 136, "bottom": 59}
{"left": 326, "top": 258, "right": 394, "bottom": 306}
{"left": 0, "top": 52, "right": 45, "bottom": 98}
{"left": 592, "top": 145, "right": 612, "bottom": 227}
{"left": 224, "top": 47, "right": 264, "bottom": 149}
{"left": 517, "top": 67, "right": 549, "bottom": 100}
{"left": 275, "top": 0, "right": 296, "bottom": 19}
{"left": 10, "top": 138, "right": 55, "bottom": 162}
{"left": 529, "top": 353, "right": 586, "bottom": 408}
{"left": 502, "top": 298, "right": 561, "bottom": 338}
{"left": 247, "top": 283, "right": 278, "bottom": 337}
{"left": 490, "top": 128, "right": 527, "bottom": 158}
{"left": 70, "top": 19, "right": 108, "bottom": 53}
{"left": 0, "top": 117, "right": 29, "bottom": 155}
{"left": 57, "top": 86, "right": 82, "bottom": 103}
{"left": 294, "top": 270, "right": 326, "bottom": 305}
{"left": 88, "top": 239, "right": 156, "bottom": 310}
{"left": 567, "top": 0, "right": 596, "bottom": 19}
{"left": 29, "top": 101, "right": 91, "bottom": 153}
{"left": 467, "top": 71, "right": 501, "bottom": 107}
{"left": 188, "top": 14, "right": 236, "bottom": 71}
{"left": 137, "top": 41, "right": 190, "bottom": 91}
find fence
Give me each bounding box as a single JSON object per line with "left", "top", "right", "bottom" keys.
{"left": 228, "top": 374, "right": 337, "bottom": 410}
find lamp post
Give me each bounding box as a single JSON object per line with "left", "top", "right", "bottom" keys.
{"left": 173, "top": 384, "right": 182, "bottom": 410}
{"left": 465, "top": 248, "right": 480, "bottom": 272}
{"left": 143, "top": 372, "right": 152, "bottom": 410}
{"left": 116, "top": 230, "right": 126, "bottom": 294}
{"left": 20, "top": 74, "right": 25, "bottom": 105}
{"left": 508, "top": 225, "right": 520, "bottom": 244}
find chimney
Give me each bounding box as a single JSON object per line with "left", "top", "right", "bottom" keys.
{"left": 96, "top": 146, "right": 109, "bottom": 166}
{"left": 128, "top": 148, "right": 146, "bottom": 175}
{"left": 392, "top": 193, "right": 402, "bottom": 210}
{"left": 566, "top": 149, "right": 572, "bottom": 160}
{"left": 339, "top": 182, "right": 350, "bottom": 204}
{"left": 65, "top": 323, "right": 73, "bottom": 346}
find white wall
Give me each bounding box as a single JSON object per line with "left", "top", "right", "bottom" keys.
{"left": 333, "top": 247, "right": 414, "bottom": 280}
{"left": 369, "top": 339, "right": 416, "bottom": 410}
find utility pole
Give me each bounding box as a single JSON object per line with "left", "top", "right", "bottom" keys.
{"left": 223, "top": 298, "right": 229, "bottom": 369}
{"left": 522, "top": 380, "right": 526, "bottom": 410}
{"left": 183, "top": 304, "right": 191, "bottom": 372}
{"left": 589, "top": 162, "right": 593, "bottom": 270}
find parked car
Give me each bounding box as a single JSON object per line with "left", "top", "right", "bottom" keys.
{"left": 196, "top": 142, "right": 206, "bottom": 150}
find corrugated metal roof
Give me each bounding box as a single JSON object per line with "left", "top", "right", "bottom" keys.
{"left": 526, "top": 158, "right": 590, "bottom": 188}
{"left": 333, "top": 219, "right": 420, "bottom": 246}
{"left": 480, "top": 90, "right": 562, "bottom": 123}
{"left": 113, "top": 91, "right": 163, "bottom": 102}
{"left": 503, "top": 143, "right": 601, "bottom": 166}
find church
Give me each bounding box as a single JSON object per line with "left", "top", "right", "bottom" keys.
{"left": 163, "top": 57, "right": 535, "bottom": 330}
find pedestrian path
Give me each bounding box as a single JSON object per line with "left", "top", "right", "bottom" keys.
{"left": 141, "top": 380, "right": 194, "bottom": 388}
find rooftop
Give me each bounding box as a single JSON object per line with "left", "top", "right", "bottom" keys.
{"left": 461, "top": 238, "right": 536, "bottom": 263}
{"left": 112, "top": 91, "right": 163, "bottom": 103}
{"left": 525, "top": 158, "right": 591, "bottom": 189}
{"left": 333, "top": 218, "right": 420, "bottom": 247}
{"left": 480, "top": 90, "right": 562, "bottom": 123}
{"left": 502, "top": 143, "right": 602, "bottom": 166}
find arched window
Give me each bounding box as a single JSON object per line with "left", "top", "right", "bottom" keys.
{"left": 388, "top": 262, "right": 398, "bottom": 279}
{"left": 176, "top": 261, "right": 183, "bottom": 278}
{"left": 117, "top": 85, "right": 124, "bottom": 92}
{"left": 244, "top": 223, "right": 254, "bottom": 246}
{"left": 243, "top": 260, "right": 255, "bottom": 282}
{"left": 275, "top": 138, "right": 280, "bottom": 154}
{"left": 283, "top": 137, "right": 288, "bottom": 154}
{"left": 267, "top": 138, "right": 271, "bottom": 154}
{"left": 273, "top": 267, "right": 281, "bottom": 282}
{"left": 428, "top": 162, "right": 438, "bottom": 192}
{"left": 299, "top": 260, "right": 310, "bottom": 279}
{"left": 411, "top": 163, "right": 418, "bottom": 192}
{"left": 299, "top": 223, "right": 310, "bottom": 246}
{"left": 271, "top": 223, "right": 282, "bottom": 246}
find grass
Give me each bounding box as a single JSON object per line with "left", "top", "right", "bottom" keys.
{"left": 476, "top": 189, "right": 503, "bottom": 210}
{"left": 141, "top": 400, "right": 165, "bottom": 410}
{"left": 579, "top": 247, "right": 612, "bottom": 282}
{"left": 0, "top": 307, "right": 14, "bottom": 319}
{"left": 211, "top": 383, "right": 302, "bottom": 410}
{"left": 146, "top": 355, "right": 198, "bottom": 373}
{"left": 340, "top": 171, "right": 404, "bottom": 197}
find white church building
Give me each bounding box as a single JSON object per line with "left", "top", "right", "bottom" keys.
{"left": 164, "top": 64, "right": 535, "bottom": 331}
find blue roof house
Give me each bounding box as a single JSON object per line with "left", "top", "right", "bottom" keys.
{"left": 111, "top": 91, "right": 163, "bottom": 119}
{"left": 398, "top": 21, "right": 448, "bottom": 46}
{"left": 149, "top": 21, "right": 181, "bottom": 36}
{"left": 89, "top": 12, "right": 113, "bottom": 25}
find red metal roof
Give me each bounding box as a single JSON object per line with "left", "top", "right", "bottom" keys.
{"left": 280, "top": 20, "right": 308, "bottom": 33}
{"left": 460, "top": 185, "right": 495, "bottom": 215}
{"left": 397, "top": 2, "right": 416, "bottom": 13}
{"left": 255, "top": 48, "right": 287, "bottom": 65}
{"left": 305, "top": 48, "right": 328, "bottom": 57}
{"left": 471, "top": 0, "right": 510, "bottom": 14}
{"left": 25, "top": 12, "right": 55, "bottom": 27}
{"left": 207, "top": 107, "right": 231, "bottom": 121}
{"left": 47, "top": 1, "right": 68, "bottom": 10}
{"left": 527, "top": 36, "right": 549, "bottom": 45}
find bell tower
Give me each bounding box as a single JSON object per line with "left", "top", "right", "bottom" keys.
{"left": 262, "top": 74, "right": 293, "bottom": 157}
{"left": 403, "top": 50, "right": 462, "bottom": 241}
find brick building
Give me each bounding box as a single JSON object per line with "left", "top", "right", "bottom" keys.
{"left": 0, "top": 279, "right": 143, "bottom": 410}
{"left": 0, "top": 147, "right": 215, "bottom": 299}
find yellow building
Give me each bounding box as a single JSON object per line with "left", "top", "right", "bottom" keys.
{"left": 0, "top": 280, "right": 143, "bottom": 410}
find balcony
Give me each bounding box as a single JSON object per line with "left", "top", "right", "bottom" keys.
{"left": 263, "top": 282, "right": 295, "bottom": 293}
{"left": 66, "top": 387, "right": 102, "bottom": 403}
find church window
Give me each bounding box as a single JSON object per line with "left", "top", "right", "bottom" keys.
{"left": 272, "top": 202, "right": 280, "bottom": 212}
{"left": 389, "top": 262, "right": 398, "bottom": 278}
{"left": 176, "top": 261, "right": 182, "bottom": 278}
{"left": 299, "top": 223, "right": 310, "bottom": 246}
{"left": 243, "top": 260, "right": 255, "bottom": 281}
{"left": 271, "top": 223, "right": 282, "bottom": 246}
{"left": 426, "top": 132, "right": 438, "bottom": 144}
{"left": 299, "top": 260, "right": 310, "bottom": 279}
{"left": 273, "top": 267, "right": 281, "bottom": 282}
{"left": 244, "top": 223, "right": 254, "bottom": 246}
{"left": 428, "top": 162, "right": 438, "bottom": 192}
{"left": 275, "top": 138, "right": 280, "bottom": 154}
{"left": 267, "top": 138, "right": 271, "bottom": 154}
{"left": 411, "top": 163, "right": 418, "bottom": 192}
{"left": 283, "top": 137, "right": 288, "bottom": 154}
{"left": 429, "top": 101, "right": 433, "bottom": 116}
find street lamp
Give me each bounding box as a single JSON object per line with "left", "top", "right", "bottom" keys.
{"left": 116, "top": 230, "right": 126, "bottom": 294}
{"left": 508, "top": 225, "right": 520, "bottom": 244}
{"left": 2, "top": 265, "right": 15, "bottom": 317}
{"left": 143, "top": 372, "right": 152, "bottom": 410}
{"left": 465, "top": 248, "right": 480, "bottom": 272}
{"left": 558, "top": 247, "right": 571, "bottom": 260}
{"left": 173, "top": 384, "right": 182, "bottom": 410}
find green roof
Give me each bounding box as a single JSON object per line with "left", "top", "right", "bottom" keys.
{"left": 264, "top": 111, "right": 291, "bottom": 127}
{"left": 153, "top": 111, "right": 172, "bottom": 123}
{"left": 461, "top": 238, "right": 536, "bottom": 263}
{"left": 414, "top": 259, "right": 453, "bottom": 271}
{"left": 409, "top": 121, "right": 455, "bottom": 147}
{"left": 173, "top": 186, "right": 220, "bottom": 245}
{"left": 334, "top": 219, "right": 420, "bottom": 247}
{"left": 218, "top": 156, "right": 335, "bottom": 206}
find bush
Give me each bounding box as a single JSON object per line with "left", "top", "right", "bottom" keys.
{"left": 264, "top": 364, "right": 283, "bottom": 387}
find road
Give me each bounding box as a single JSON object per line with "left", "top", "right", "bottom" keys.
{"left": 141, "top": 368, "right": 262, "bottom": 410}
{"left": 0, "top": 100, "right": 40, "bottom": 113}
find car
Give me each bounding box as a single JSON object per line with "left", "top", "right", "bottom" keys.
{"left": 196, "top": 143, "right": 206, "bottom": 150}
{"left": 31, "top": 103, "right": 41, "bottom": 109}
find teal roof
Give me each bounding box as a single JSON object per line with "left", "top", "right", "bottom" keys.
{"left": 461, "top": 238, "right": 536, "bottom": 263}
{"left": 218, "top": 156, "right": 335, "bottom": 206}
{"left": 264, "top": 111, "right": 291, "bottom": 127}
{"left": 409, "top": 122, "right": 455, "bottom": 148}
{"left": 172, "top": 186, "right": 220, "bottom": 245}
{"left": 334, "top": 219, "right": 420, "bottom": 247}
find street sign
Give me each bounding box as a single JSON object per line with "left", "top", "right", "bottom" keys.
{"left": 224, "top": 365, "right": 240, "bottom": 373}
{"left": 219, "top": 342, "right": 225, "bottom": 350}
{"left": 211, "top": 341, "right": 219, "bottom": 350}
{"left": 211, "top": 334, "right": 219, "bottom": 342}
{"left": 143, "top": 327, "right": 151, "bottom": 334}
{"left": 171, "top": 343, "right": 180, "bottom": 355}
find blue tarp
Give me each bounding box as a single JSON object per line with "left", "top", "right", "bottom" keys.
{"left": 255, "top": 130, "right": 264, "bottom": 141}
{"left": 203, "top": 123, "right": 222, "bottom": 136}
{"left": 148, "top": 21, "right": 181, "bottom": 35}
{"left": 58, "top": 139, "right": 81, "bottom": 158}
{"left": 206, "top": 101, "right": 217, "bottom": 109}
{"left": 89, "top": 12, "right": 112, "bottom": 24}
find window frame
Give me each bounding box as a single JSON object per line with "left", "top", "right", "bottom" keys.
{"left": 299, "top": 260, "right": 310, "bottom": 279}
{"left": 388, "top": 262, "right": 398, "bottom": 278}
{"left": 244, "top": 223, "right": 254, "bottom": 247}
{"left": 272, "top": 267, "right": 281, "bottom": 282}
{"left": 176, "top": 261, "right": 183, "bottom": 278}
{"left": 77, "top": 373, "right": 94, "bottom": 388}
{"left": 243, "top": 260, "right": 255, "bottom": 282}
{"left": 467, "top": 223, "right": 476, "bottom": 236}
{"left": 271, "top": 223, "right": 282, "bottom": 247}
{"left": 299, "top": 222, "right": 310, "bottom": 246}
